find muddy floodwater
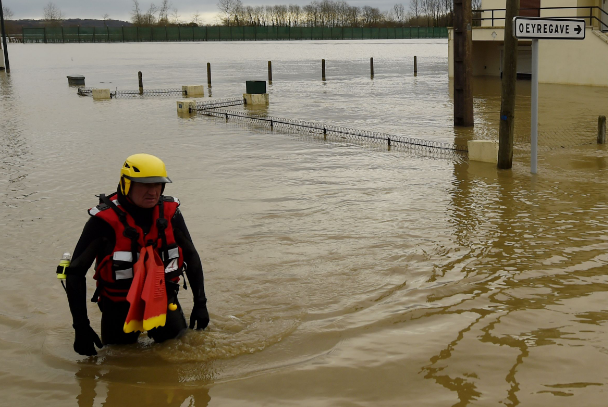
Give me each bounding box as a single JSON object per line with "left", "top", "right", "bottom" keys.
{"left": 2, "top": 40, "right": 608, "bottom": 406}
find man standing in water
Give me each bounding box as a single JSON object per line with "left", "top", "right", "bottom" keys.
{"left": 62, "top": 154, "right": 209, "bottom": 356}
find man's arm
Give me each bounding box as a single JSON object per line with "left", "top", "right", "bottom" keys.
{"left": 172, "top": 209, "right": 209, "bottom": 330}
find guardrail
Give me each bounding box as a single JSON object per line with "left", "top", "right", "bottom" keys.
{"left": 473, "top": 6, "right": 608, "bottom": 32}
{"left": 77, "top": 87, "right": 185, "bottom": 98}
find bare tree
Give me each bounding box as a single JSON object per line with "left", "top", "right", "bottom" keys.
{"left": 409, "top": 0, "right": 420, "bottom": 25}
{"left": 2, "top": 6, "right": 14, "bottom": 20}
{"left": 191, "top": 11, "right": 202, "bottom": 26}
{"left": 43, "top": 2, "right": 63, "bottom": 23}
{"left": 142, "top": 3, "right": 158, "bottom": 25}
{"left": 171, "top": 7, "right": 181, "bottom": 24}
{"left": 131, "top": 0, "right": 143, "bottom": 25}
{"left": 392, "top": 4, "right": 405, "bottom": 25}
{"left": 217, "top": 0, "right": 244, "bottom": 26}
{"left": 158, "top": 0, "right": 171, "bottom": 24}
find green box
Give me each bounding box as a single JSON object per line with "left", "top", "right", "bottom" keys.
{"left": 246, "top": 81, "right": 267, "bottom": 94}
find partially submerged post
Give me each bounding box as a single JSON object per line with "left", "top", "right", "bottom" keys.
{"left": 497, "top": 0, "right": 520, "bottom": 169}
{"left": 0, "top": 0, "right": 10, "bottom": 73}
{"left": 453, "top": 0, "right": 474, "bottom": 127}
{"left": 599, "top": 115, "right": 607, "bottom": 144}
{"left": 207, "top": 63, "right": 212, "bottom": 86}
{"left": 322, "top": 59, "right": 326, "bottom": 81}
{"left": 414, "top": 56, "right": 418, "bottom": 76}
{"left": 370, "top": 57, "right": 374, "bottom": 78}
{"left": 138, "top": 71, "right": 143, "bottom": 95}
{"left": 268, "top": 61, "right": 273, "bottom": 83}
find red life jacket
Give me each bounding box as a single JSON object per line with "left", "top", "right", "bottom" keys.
{"left": 88, "top": 193, "right": 184, "bottom": 302}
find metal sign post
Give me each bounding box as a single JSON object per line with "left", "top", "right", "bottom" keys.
{"left": 513, "top": 17, "right": 585, "bottom": 174}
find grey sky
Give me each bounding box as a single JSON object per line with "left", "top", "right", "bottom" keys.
{"left": 6, "top": 0, "right": 413, "bottom": 24}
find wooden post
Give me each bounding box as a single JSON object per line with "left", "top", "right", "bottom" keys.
{"left": 138, "top": 71, "right": 143, "bottom": 95}
{"left": 497, "top": 0, "right": 520, "bottom": 169}
{"left": 322, "top": 59, "right": 326, "bottom": 81}
{"left": 207, "top": 62, "right": 211, "bottom": 86}
{"left": 414, "top": 56, "right": 418, "bottom": 76}
{"left": 268, "top": 61, "right": 273, "bottom": 82}
{"left": 599, "top": 115, "right": 607, "bottom": 144}
{"left": 453, "top": 0, "right": 474, "bottom": 127}
{"left": 370, "top": 57, "right": 374, "bottom": 78}
{"left": 0, "top": 0, "right": 10, "bottom": 73}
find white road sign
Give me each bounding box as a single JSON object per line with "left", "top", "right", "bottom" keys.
{"left": 513, "top": 17, "right": 586, "bottom": 40}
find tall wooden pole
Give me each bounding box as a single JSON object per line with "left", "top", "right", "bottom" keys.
{"left": 0, "top": 0, "right": 10, "bottom": 73}
{"left": 497, "top": 0, "right": 520, "bottom": 169}
{"left": 453, "top": 0, "right": 473, "bottom": 127}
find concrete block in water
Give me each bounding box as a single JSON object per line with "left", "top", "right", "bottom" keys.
{"left": 243, "top": 93, "right": 269, "bottom": 106}
{"left": 182, "top": 85, "right": 204, "bottom": 97}
{"left": 467, "top": 140, "right": 498, "bottom": 164}
{"left": 176, "top": 100, "right": 197, "bottom": 115}
{"left": 92, "top": 89, "right": 111, "bottom": 100}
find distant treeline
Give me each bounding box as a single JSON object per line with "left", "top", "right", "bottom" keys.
{"left": 215, "top": 0, "right": 481, "bottom": 28}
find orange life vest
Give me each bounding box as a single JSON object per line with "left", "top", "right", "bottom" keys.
{"left": 88, "top": 193, "right": 184, "bottom": 302}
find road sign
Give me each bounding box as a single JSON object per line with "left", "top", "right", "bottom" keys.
{"left": 513, "top": 17, "right": 586, "bottom": 40}
{"left": 511, "top": 17, "right": 586, "bottom": 174}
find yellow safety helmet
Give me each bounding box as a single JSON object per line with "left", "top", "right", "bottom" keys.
{"left": 119, "top": 153, "right": 172, "bottom": 196}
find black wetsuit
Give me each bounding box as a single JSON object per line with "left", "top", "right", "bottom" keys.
{"left": 66, "top": 190, "right": 207, "bottom": 345}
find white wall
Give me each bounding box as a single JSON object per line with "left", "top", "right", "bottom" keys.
{"left": 539, "top": 28, "right": 608, "bottom": 85}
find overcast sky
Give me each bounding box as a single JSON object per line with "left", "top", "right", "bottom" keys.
{"left": 6, "top": 0, "right": 413, "bottom": 24}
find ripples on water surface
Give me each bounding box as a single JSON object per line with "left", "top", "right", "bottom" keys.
{"left": 2, "top": 40, "right": 608, "bottom": 406}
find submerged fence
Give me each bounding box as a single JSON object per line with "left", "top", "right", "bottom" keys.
{"left": 77, "top": 87, "right": 185, "bottom": 98}
{"left": 193, "top": 99, "right": 467, "bottom": 156}
{"left": 22, "top": 26, "right": 448, "bottom": 43}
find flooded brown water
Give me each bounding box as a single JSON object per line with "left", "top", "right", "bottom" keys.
{"left": 2, "top": 40, "right": 608, "bottom": 406}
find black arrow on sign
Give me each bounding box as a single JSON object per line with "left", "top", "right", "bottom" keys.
{"left": 575, "top": 25, "right": 582, "bottom": 35}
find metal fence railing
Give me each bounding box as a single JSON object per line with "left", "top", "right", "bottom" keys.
{"left": 191, "top": 100, "right": 467, "bottom": 156}
{"left": 22, "top": 26, "right": 449, "bottom": 43}
{"left": 77, "top": 87, "right": 185, "bottom": 98}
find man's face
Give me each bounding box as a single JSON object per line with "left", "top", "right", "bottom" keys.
{"left": 129, "top": 182, "right": 162, "bottom": 208}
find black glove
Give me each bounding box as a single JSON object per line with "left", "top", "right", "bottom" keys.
{"left": 73, "top": 321, "right": 103, "bottom": 356}
{"left": 189, "top": 300, "right": 210, "bottom": 330}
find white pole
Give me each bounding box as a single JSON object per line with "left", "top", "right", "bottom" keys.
{"left": 531, "top": 39, "right": 539, "bottom": 174}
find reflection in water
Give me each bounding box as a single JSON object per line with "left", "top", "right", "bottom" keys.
{"left": 75, "top": 360, "right": 211, "bottom": 407}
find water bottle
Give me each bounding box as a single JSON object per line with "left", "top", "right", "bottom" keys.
{"left": 57, "top": 252, "right": 71, "bottom": 280}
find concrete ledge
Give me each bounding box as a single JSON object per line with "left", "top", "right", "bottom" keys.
{"left": 92, "top": 89, "right": 111, "bottom": 100}
{"left": 243, "top": 93, "right": 269, "bottom": 106}
{"left": 468, "top": 140, "right": 498, "bottom": 164}
{"left": 176, "top": 100, "right": 197, "bottom": 115}
{"left": 182, "top": 85, "right": 204, "bottom": 97}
